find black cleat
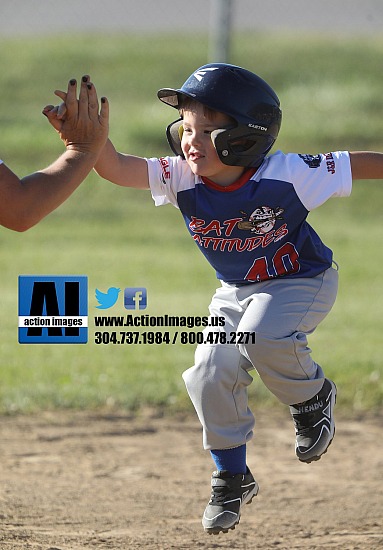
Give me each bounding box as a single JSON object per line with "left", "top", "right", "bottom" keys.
{"left": 290, "top": 378, "right": 337, "bottom": 463}
{"left": 202, "top": 468, "right": 259, "bottom": 534}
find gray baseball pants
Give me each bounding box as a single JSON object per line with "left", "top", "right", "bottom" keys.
{"left": 182, "top": 267, "right": 338, "bottom": 450}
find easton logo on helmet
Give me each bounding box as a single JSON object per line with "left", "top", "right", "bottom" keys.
{"left": 193, "top": 67, "right": 219, "bottom": 82}
{"left": 248, "top": 124, "right": 267, "bottom": 131}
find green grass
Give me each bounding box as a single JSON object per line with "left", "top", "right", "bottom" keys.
{"left": 0, "top": 32, "right": 382, "bottom": 415}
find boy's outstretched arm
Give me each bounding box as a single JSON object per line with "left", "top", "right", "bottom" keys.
{"left": 0, "top": 77, "right": 108, "bottom": 232}
{"left": 93, "top": 138, "right": 149, "bottom": 190}
{"left": 349, "top": 151, "right": 383, "bottom": 180}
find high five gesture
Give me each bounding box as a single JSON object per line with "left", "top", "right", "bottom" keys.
{"left": 0, "top": 76, "right": 108, "bottom": 231}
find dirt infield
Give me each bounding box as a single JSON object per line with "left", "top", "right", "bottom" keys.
{"left": 0, "top": 410, "right": 382, "bottom": 549}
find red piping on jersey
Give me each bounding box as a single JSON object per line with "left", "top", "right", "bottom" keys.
{"left": 201, "top": 168, "right": 257, "bottom": 192}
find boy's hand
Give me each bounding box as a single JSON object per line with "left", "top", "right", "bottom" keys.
{"left": 43, "top": 76, "right": 108, "bottom": 155}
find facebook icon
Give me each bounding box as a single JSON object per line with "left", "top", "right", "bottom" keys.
{"left": 124, "top": 288, "right": 147, "bottom": 310}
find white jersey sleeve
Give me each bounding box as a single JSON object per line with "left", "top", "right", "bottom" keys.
{"left": 146, "top": 155, "right": 197, "bottom": 208}
{"left": 261, "top": 151, "right": 352, "bottom": 211}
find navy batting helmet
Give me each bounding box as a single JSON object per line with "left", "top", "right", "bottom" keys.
{"left": 157, "top": 63, "right": 282, "bottom": 167}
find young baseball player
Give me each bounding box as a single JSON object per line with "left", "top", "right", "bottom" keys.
{"left": 0, "top": 77, "right": 108, "bottom": 231}
{"left": 46, "top": 65, "right": 383, "bottom": 535}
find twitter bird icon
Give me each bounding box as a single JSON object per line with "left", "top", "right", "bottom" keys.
{"left": 95, "top": 287, "right": 121, "bottom": 309}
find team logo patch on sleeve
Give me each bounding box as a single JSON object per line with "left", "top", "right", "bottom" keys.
{"left": 298, "top": 154, "right": 322, "bottom": 168}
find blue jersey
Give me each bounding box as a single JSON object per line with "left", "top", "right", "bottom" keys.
{"left": 147, "top": 151, "right": 352, "bottom": 284}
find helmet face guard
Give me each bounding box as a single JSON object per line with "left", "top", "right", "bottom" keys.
{"left": 158, "top": 63, "right": 282, "bottom": 168}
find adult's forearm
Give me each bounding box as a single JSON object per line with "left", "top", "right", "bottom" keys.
{"left": 1, "top": 150, "right": 98, "bottom": 231}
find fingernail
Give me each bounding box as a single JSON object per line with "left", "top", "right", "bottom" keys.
{"left": 82, "top": 75, "right": 88, "bottom": 82}
{"left": 70, "top": 79, "right": 76, "bottom": 86}
{"left": 101, "top": 97, "right": 106, "bottom": 103}
{"left": 87, "top": 83, "right": 92, "bottom": 90}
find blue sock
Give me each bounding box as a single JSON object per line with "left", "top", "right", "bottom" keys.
{"left": 210, "top": 444, "right": 247, "bottom": 475}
